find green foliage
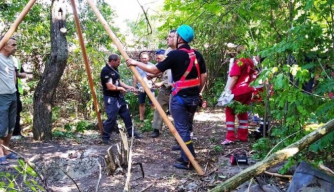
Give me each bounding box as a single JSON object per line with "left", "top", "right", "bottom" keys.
{"left": 210, "top": 137, "right": 217, "bottom": 143}
{"left": 207, "top": 78, "right": 225, "bottom": 106}
{"left": 226, "top": 101, "right": 251, "bottom": 115}
{"left": 124, "top": 93, "right": 140, "bottom": 116}
{"left": 53, "top": 120, "right": 91, "bottom": 138}
{"left": 279, "top": 158, "right": 297, "bottom": 175}
{"left": 76, "top": 120, "right": 89, "bottom": 133}
{"left": 0, "top": 159, "right": 44, "bottom": 191}
{"left": 309, "top": 131, "right": 334, "bottom": 152}
{"left": 135, "top": 106, "right": 154, "bottom": 133}
{"left": 213, "top": 145, "right": 223, "bottom": 153}
{"left": 252, "top": 138, "right": 274, "bottom": 160}
{"left": 51, "top": 106, "right": 61, "bottom": 123}
{"left": 53, "top": 129, "right": 73, "bottom": 138}
{"left": 138, "top": 119, "right": 153, "bottom": 133}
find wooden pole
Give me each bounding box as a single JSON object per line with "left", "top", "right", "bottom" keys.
{"left": 70, "top": 0, "right": 103, "bottom": 134}
{"left": 210, "top": 119, "right": 334, "bottom": 192}
{"left": 86, "top": 0, "right": 204, "bottom": 175}
{"left": 0, "top": 0, "right": 37, "bottom": 49}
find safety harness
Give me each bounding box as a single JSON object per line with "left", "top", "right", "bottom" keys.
{"left": 171, "top": 48, "right": 200, "bottom": 96}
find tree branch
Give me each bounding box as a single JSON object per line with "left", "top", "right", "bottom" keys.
{"left": 136, "top": 0, "right": 152, "bottom": 35}
{"left": 210, "top": 119, "right": 334, "bottom": 192}
{"left": 56, "top": 165, "right": 81, "bottom": 192}
{"left": 1, "top": 145, "right": 50, "bottom": 191}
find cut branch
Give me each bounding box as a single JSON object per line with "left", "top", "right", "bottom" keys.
{"left": 210, "top": 119, "right": 334, "bottom": 192}
{"left": 264, "top": 171, "right": 292, "bottom": 179}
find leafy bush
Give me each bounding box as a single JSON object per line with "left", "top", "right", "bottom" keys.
{"left": 53, "top": 120, "right": 91, "bottom": 138}
{"left": 252, "top": 138, "right": 274, "bottom": 160}
{"left": 206, "top": 78, "right": 225, "bottom": 107}
{"left": 0, "top": 159, "right": 44, "bottom": 191}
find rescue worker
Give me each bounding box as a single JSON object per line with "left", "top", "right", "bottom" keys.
{"left": 151, "top": 30, "right": 176, "bottom": 138}
{"left": 100, "top": 54, "right": 141, "bottom": 145}
{"left": 126, "top": 25, "right": 207, "bottom": 170}
{"left": 13, "top": 57, "right": 26, "bottom": 138}
{"left": 221, "top": 56, "right": 264, "bottom": 145}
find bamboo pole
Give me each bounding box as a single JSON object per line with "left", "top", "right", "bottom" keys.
{"left": 0, "top": 0, "right": 37, "bottom": 50}
{"left": 70, "top": 0, "right": 103, "bottom": 134}
{"left": 86, "top": 0, "right": 204, "bottom": 175}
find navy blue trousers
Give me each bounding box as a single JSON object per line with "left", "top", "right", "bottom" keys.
{"left": 102, "top": 95, "right": 133, "bottom": 140}
{"left": 171, "top": 95, "right": 199, "bottom": 162}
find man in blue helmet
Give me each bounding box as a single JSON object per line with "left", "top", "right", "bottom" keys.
{"left": 126, "top": 25, "right": 207, "bottom": 170}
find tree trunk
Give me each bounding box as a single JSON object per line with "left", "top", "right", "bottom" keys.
{"left": 210, "top": 119, "right": 334, "bottom": 192}
{"left": 33, "top": 0, "right": 68, "bottom": 141}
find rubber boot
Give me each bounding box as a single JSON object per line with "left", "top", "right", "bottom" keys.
{"left": 173, "top": 142, "right": 195, "bottom": 170}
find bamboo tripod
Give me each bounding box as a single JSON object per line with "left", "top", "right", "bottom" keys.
{"left": 0, "top": 0, "right": 204, "bottom": 175}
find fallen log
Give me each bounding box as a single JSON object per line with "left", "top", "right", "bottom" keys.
{"left": 210, "top": 119, "right": 334, "bottom": 192}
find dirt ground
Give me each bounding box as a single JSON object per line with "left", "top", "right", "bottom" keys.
{"left": 1, "top": 107, "right": 289, "bottom": 192}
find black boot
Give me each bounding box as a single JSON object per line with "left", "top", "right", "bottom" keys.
{"left": 254, "top": 130, "right": 263, "bottom": 140}
{"left": 171, "top": 144, "right": 181, "bottom": 151}
{"left": 173, "top": 161, "right": 194, "bottom": 170}
{"left": 174, "top": 142, "right": 196, "bottom": 170}
{"left": 102, "top": 139, "right": 112, "bottom": 145}
{"left": 254, "top": 121, "right": 269, "bottom": 140}
{"left": 112, "top": 123, "right": 120, "bottom": 134}
{"left": 151, "top": 129, "right": 159, "bottom": 138}
{"left": 128, "top": 130, "right": 142, "bottom": 139}
{"left": 176, "top": 157, "right": 184, "bottom": 162}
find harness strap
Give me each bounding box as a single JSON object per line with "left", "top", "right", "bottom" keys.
{"left": 172, "top": 48, "right": 201, "bottom": 96}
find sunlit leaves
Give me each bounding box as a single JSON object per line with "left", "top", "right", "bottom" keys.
{"left": 290, "top": 64, "right": 301, "bottom": 76}
{"left": 273, "top": 73, "right": 285, "bottom": 90}
{"left": 305, "top": 0, "right": 314, "bottom": 10}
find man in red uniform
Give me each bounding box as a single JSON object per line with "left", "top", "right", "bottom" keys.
{"left": 222, "top": 56, "right": 264, "bottom": 145}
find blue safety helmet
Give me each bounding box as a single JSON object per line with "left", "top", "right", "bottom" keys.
{"left": 176, "top": 25, "right": 194, "bottom": 43}
{"left": 156, "top": 49, "right": 165, "bottom": 55}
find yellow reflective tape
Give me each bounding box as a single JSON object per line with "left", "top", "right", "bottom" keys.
{"left": 185, "top": 140, "right": 193, "bottom": 145}
{"left": 18, "top": 80, "right": 23, "bottom": 95}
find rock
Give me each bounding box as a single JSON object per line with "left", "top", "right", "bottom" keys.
{"left": 287, "top": 161, "right": 334, "bottom": 192}
{"left": 249, "top": 184, "right": 265, "bottom": 192}
{"left": 186, "top": 182, "right": 198, "bottom": 191}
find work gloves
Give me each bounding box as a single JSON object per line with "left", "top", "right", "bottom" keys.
{"left": 216, "top": 89, "right": 234, "bottom": 107}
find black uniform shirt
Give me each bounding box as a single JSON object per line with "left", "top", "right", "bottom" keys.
{"left": 100, "top": 64, "right": 121, "bottom": 97}
{"left": 156, "top": 44, "right": 206, "bottom": 96}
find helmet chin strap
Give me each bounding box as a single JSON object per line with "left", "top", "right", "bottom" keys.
{"left": 175, "top": 34, "right": 186, "bottom": 49}
{"left": 175, "top": 34, "right": 180, "bottom": 49}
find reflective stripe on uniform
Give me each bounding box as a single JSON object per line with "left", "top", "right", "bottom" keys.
{"left": 238, "top": 125, "right": 248, "bottom": 129}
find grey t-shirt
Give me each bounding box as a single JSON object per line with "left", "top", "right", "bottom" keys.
{"left": 136, "top": 62, "right": 155, "bottom": 88}
{"left": 0, "top": 53, "right": 17, "bottom": 94}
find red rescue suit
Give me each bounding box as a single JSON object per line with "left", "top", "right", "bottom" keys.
{"left": 225, "top": 58, "right": 256, "bottom": 141}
